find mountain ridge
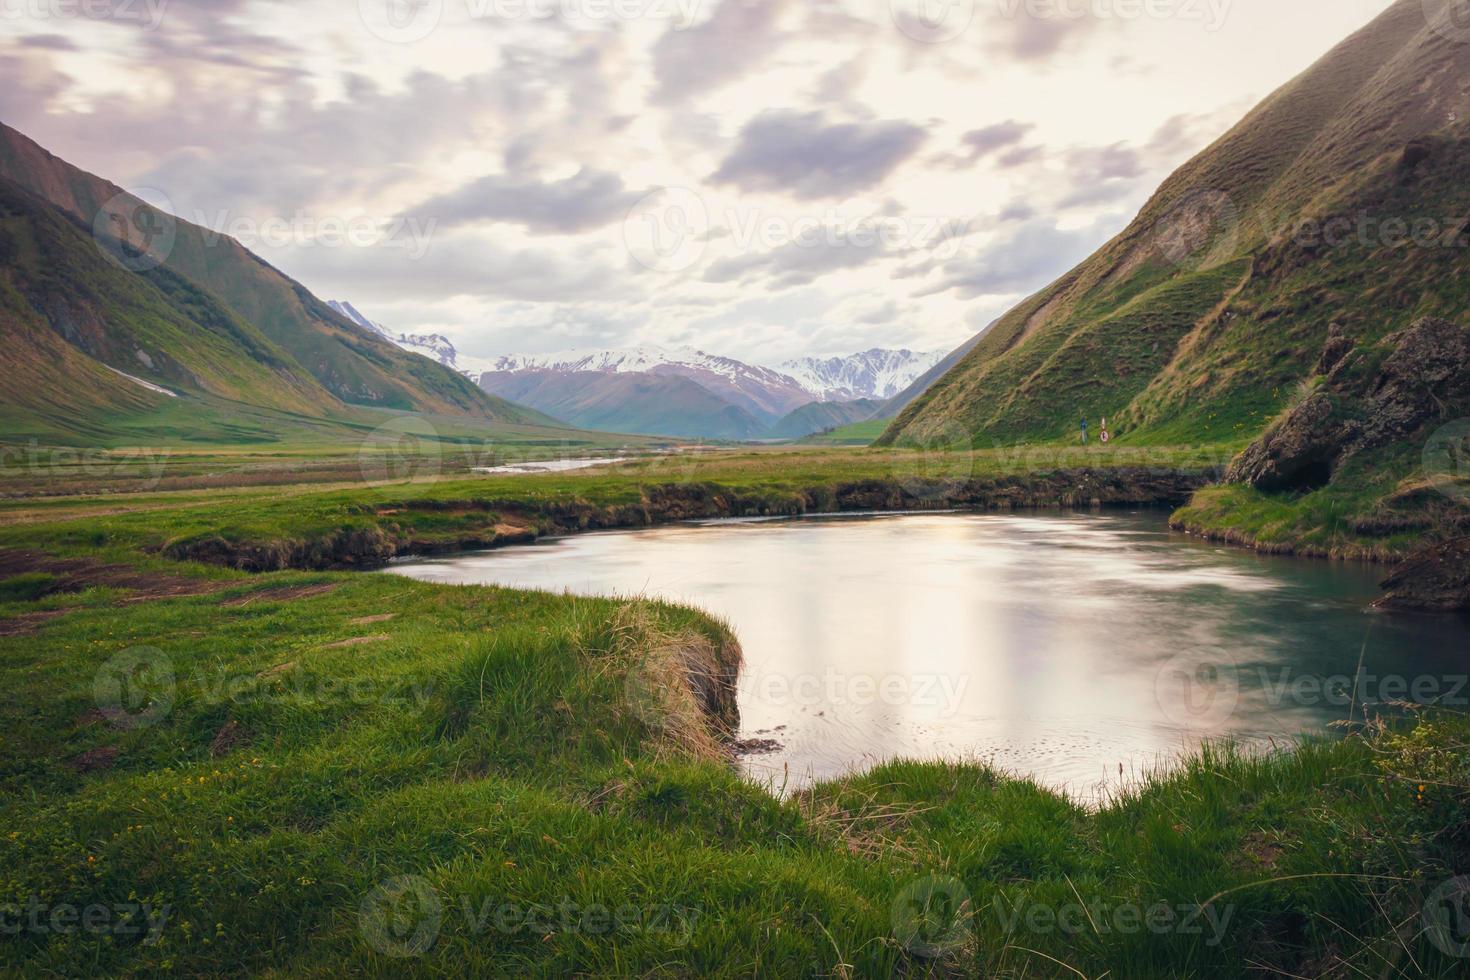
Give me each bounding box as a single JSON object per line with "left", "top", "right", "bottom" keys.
{"left": 777, "top": 348, "right": 945, "bottom": 402}
{"left": 0, "top": 122, "right": 533, "bottom": 424}
{"left": 881, "top": 0, "right": 1470, "bottom": 449}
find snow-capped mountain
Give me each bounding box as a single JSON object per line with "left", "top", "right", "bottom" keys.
{"left": 488, "top": 346, "right": 742, "bottom": 376}
{"left": 327, "top": 301, "right": 952, "bottom": 440}
{"left": 394, "top": 332, "right": 461, "bottom": 368}
{"left": 328, "top": 301, "right": 490, "bottom": 374}
{"left": 777, "top": 349, "right": 946, "bottom": 402}
{"left": 328, "top": 300, "right": 390, "bottom": 337}
{"left": 483, "top": 346, "right": 814, "bottom": 421}
{"left": 487, "top": 346, "right": 943, "bottom": 405}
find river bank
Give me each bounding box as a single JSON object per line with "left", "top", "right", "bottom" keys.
{"left": 162, "top": 466, "right": 1209, "bottom": 572}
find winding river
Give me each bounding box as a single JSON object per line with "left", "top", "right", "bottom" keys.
{"left": 385, "top": 511, "right": 1466, "bottom": 797}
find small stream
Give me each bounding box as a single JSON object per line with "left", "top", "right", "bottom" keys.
{"left": 385, "top": 511, "right": 1467, "bottom": 797}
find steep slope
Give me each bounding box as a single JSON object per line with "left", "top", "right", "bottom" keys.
{"left": 877, "top": 326, "right": 992, "bottom": 420}
{"left": 479, "top": 370, "right": 766, "bottom": 440}
{"left": 766, "top": 399, "right": 886, "bottom": 440}
{"left": 777, "top": 349, "right": 944, "bottom": 402}
{"left": 0, "top": 122, "right": 528, "bottom": 421}
{"left": 882, "top": 0, "right": 1470, "bottom": 449}
{"left": 0, "top": 176, "right": 347, "bottom": 438}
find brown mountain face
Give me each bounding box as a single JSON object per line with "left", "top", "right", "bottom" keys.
{"left": 0, "top": 122, "right": 528, "bottom": 421}
{"left": 479, "top": 370, "right": 770, "bottom": 440}
{"left": 644, "top": 362, "right": 815, "bottom": 420}
{"left": 881, "top": 0, "right": 1470, "bottom": 448}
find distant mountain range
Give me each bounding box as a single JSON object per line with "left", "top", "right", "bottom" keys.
{"left": 329, "top": 300, "right": 948, "bottom": 440}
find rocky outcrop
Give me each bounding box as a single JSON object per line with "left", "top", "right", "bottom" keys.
{"left": 1376, "top": 538, "right": 1470, "bottom": 612}
{"left": 1226, "top": 391, "right": 1344, "bottom": 492}
{"left": 1228, "top": 317, "right": 1470, "bottom": 492}
{"left": 1361, "top": 317, "right": 1470, "bottom": 444}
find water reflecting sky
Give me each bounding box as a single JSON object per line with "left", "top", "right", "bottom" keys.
{"left": 387, "top": 512, "right": 1468, "bottom": 798}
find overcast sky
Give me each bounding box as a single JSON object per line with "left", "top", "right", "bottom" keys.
{"left": 2, "top": 0, "right": 1397, "bottom": 364}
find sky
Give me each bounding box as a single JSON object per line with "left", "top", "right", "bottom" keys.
{"left": 1, "top": 0, "right": 1399, "bottom": 365}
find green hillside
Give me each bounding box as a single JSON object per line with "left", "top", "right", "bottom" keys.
{"left": 0, "top": 177, "right": 342, "bottom": 431}
{"left": 796, "top": 417, "right": 891, "bottom": 446}
{"left": 882, "top": 0, "right": 1470, "bottom": 451}
{"left": 766, "top": 398, "right": 884, "bottom": 440}
{"left": 0, "top": 122, "right": 534, "bottom": 423}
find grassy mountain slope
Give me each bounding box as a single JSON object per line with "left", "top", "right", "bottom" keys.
{"left": 0, "top": 173, "right": 572, "bottom": 449}
{"left": 796, "top": 417, "right": 891, "bottom": 445}
{"left": 875, "top": 324, "right": 991, "bottom": 421}
{"left": 766, "top": 398, "right": 885, "bottom": 440}
{"left": 881, "top": 0, "right": 1470, "bottom": 450}
{"left": 0, "top": 122, "right": 531, "bottom": 422}
{"left": 479, "top": 370, "right": 767, "bottom": 440}
{"left": 0, "top": 177, "right": 337, "bottom": 423}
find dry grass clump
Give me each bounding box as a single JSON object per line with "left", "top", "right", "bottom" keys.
{"left": 589, "top": 601, "right": 742, "bottom": 762}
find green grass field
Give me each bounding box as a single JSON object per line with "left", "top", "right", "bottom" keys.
{"left": 0, "top": 411, "right": 675, "bottom": 498}
{"left": 0, "top": 442, "right": 1232, "bottom": 565}
{"left": 797, "top": 418, "right": 893, "bottom": 446}
{"left": 1, "top": 444, "right": 1467, "bottom": 976}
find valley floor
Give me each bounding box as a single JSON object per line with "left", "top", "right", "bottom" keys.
{"left": 2, "top": 444, "right": 1467, "bottom": 976}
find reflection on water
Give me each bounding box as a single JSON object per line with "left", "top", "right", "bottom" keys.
{"left": 385, "top": 512, "right": 1467, "bottom": 797}
{"left": 472, "top": 456, "right": 628, "bottom": 474}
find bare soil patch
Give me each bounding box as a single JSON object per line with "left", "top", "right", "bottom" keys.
{"left": 322, "top": 634, "right": 389, "bottom": 649}
{"left": 0, "top": 609, "right": 67, "bottom": 636}
{"left": 68, "top": 745, "right": 119, "bottom": 773}
{"left": 0, "top": 548, "right": 226, "bottom": 603}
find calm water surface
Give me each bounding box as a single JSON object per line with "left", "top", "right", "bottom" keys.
{"left": 386, "top": 512, "right": 1466, "bottom": 796}
{"left": 471, "top": 456, "right": 628, "bottom": 474}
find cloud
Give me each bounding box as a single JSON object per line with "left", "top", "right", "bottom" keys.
{"left": 651, "top": 0, "right": 790, "bottom": 104}
{"left": 993, "top": 7, "right": 1101, "bottom": 61}
{"left": 936, "top": 120, "right": 1034, "bottom": 168}
{"left": 18, "top": 34, "right": 78, "bottom": 50}
{"left": 407, "top": 168, "right": 647, "bottom": 234}
{"left": 997, "top": 144, "right": 1044, "bottom": 169}
{"left": 703, "top": 236, "right": 895, "bottom": 290}
{"left": 919, "top": 219, "right": 1105, "bottom": 299}
{"left": 1056, "top": 142, "right": 1144, "bottom": 206}
{"left": 962, "top": 120, "right": 1032, "bottom": 157}
{"left": 856, "top": 298, "right": 901, "bottom": 324}
{"left": 711, "top": 110, "right": 927, "bottom": 200}
{"left": 0, "top": 0, "right": 1364, "bottom": 365}
{"left": 6, "top": 26, "right": 635, "bottom": 226}
{"left": 811, "top": 57, "right": 868, "bottom": 107}
{"left": 1052, "top": 113, "right": 1236, "bottom": 209}
{"left": 281, "top": 230, "right": 632, "bottom": 305}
